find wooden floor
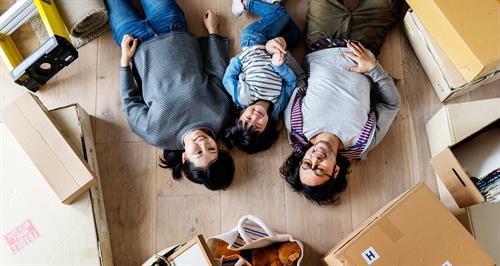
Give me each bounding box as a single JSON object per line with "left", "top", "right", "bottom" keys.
{"left": 1, "top": 1, "right": 499, "bottom": 265}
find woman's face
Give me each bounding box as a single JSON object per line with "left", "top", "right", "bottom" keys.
{"left": 182, "top": 129, "right": 218, "bottom": 168}
{"left": 239, "top": 105, "right": 269, "bottom": 134}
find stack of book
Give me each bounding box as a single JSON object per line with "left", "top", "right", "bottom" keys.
{"left": 474, "top": 168, "right": 500, "bottom": 203}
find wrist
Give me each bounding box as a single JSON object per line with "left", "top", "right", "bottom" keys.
{"left": 120, "top": 58, "right": 130, "bottom": 67}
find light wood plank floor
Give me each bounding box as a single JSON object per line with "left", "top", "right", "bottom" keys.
{"left": 1, "top": 1, "right": 499, "bottom": 265}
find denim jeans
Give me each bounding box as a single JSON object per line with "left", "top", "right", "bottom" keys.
{"left": 240, "top": 0, "right": 300, "bottom": 49}
{"left": 105, "top": 0, "right": 187, "bottom": 45}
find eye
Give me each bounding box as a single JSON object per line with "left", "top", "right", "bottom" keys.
{"left": 208, "top": 148, "right": 216, "bottom": 152}
{"left": 246, "top": 116, "right": 251, "bottom": 120}
{"left": 195, "top": 150, "right": 202, "bottom": 155}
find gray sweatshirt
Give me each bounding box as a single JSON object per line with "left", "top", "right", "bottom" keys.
{"left": 284, "top": 47, "right": 400, "bottom": 154}
{"left": 120, "top": 32, "right": 233, "bottom": 150}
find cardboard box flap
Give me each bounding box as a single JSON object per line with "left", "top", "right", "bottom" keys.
{"left": 445, "top": 98, "right": 500, "bottom": 145}
{"left": 0, "top": 92, "right": 96, "bottom": 204}
{"left": 323, "top": 184, "right": 424, "bottom": 258}
{"left": 467, "top": 203, "right": 500, "bottom": 263}
{"left": 430, "top": 148, "right": 485, "bottom": 208}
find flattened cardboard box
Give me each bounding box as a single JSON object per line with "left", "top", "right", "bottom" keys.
{"left": 50, "top": 104, "right": 114, "bottom": 266}
{"left": 322, "top": 184, "right": 494, "bottom": 266}
{"left": 426, "top": 98, "right": 500, "bottom": 211}
{"left": 0, "top": 92, "right": 96, "bottom": 204}
{"left": 0, "top": 104, "right": 112, "bottom": 265}
{"left": 406, "top": 0, "right": 500, "bottom": 83}
{"left": 403, "top": 10, "right": 500, "bottom": 102}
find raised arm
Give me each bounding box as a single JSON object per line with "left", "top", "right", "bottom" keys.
{"left": 270, "top": 54, "right": 297, "bottom": 121}
{"left": 119, "top": 35, "right": 150, "bottom": 137}
{"left": 202, "top": 10, "right": 229, "bottom": 80}
{"left": 344, "top": 41, "right": 400, "bottom": 148}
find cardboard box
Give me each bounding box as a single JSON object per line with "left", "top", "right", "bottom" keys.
{"left": 406, "top": 0, "right": 500, "bottom": 83}
{"left": 403, "top": 10, "right": 500, "bottom": 102}
{"left": 426, "top": 98, "right": 500, "bottom": 209}
{"left": 0, "top": 92, "right": 96, "bottom": 204}
{"left": 0, "top": 104, "right": 113, "bottom": 265}
{"left": 50, "top": 104, "right": 114, "bottom": 266}
{"left": 322, "top": 184, "right": 494, "bottom": 266}
{"left": 466, "top": 203, "right": 500, "bottom": 264}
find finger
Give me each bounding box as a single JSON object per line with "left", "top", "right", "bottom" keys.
{"left": 131, "top": 39, "right": 138, "bottom": 52}
{"left": 346, "top": 66, "right": 360, "bottom": 72}
{"left": 344, "top": 52, "right": 359, "bottom": 62}
{"left": 348, "top": 41, "right": 364, "bottom": 56}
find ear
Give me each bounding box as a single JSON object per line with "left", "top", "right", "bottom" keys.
{"left": 333, "top": 164, "right": 340, "bottom": 179}
{"left": 182, "top": 152, "right": 187, "bottom": 164}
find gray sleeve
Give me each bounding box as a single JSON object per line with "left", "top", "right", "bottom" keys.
{"left": 119, "top": 66, "right": 149, "bottom": 138}
{"left": 365, "top": 64, "right": 401, "bottom": 149}
{"left": 202, "top": 34, "right": 229, "bottom": 80}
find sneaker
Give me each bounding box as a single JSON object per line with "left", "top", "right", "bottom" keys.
{"left": 232, "top": 0, "right": 245, "bottom": 16}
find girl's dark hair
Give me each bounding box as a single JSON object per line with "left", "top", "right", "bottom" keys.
{"left": 279, "top": 150, "right": 350, "bottom": 205}
{"left": 160, "top": 149, "right": 235, "bottom": 191}
{"left": 222, "top": 119, "right": 279, "bottom": 154}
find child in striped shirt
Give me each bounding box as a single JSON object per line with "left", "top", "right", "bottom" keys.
{"left": 222, "top": 0, "right": 303, "bottom": 154}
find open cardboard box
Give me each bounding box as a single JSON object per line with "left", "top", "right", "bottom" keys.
{"left": 426, "top": 98, "right": 500, "bottom": 215}
{"left": 427, "top": 98, "right": 500, "bottom": 208}
{"left": 322, "top": 183, "right": 494, "bottom": 266}
{"left": 406, "top": 0, "right": 500, "bottom": 83}
{"left": 1, "top": 104, "right": 113, "bottom": 265}
{"left": 0, "top": 92, "right": 96, "bottom": 204}
{"left": 403, "top": 10, "right": 500, "bottom": 102}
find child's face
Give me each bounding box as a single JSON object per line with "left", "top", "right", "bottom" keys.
{"left": 239, "top": 105, "right": 269, "bottom": 134}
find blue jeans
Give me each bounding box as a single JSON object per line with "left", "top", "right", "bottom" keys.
{"left": 105, "top": 0, "right": 187, "bottom": 45}
{"left": 240, "top": 0, "right": 300, "bottom": 48}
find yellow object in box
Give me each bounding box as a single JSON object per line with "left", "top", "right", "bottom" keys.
{"left": 406, "top": 0, "right": 500, "bottom": 82}
{"left": 322, "top": 184, "right": 494, "bottom": 266}
{"left": 0, "top": 104, "right": 113, "bottom": 265}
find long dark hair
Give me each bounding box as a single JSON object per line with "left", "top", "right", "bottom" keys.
{"left": 160, "top": 149, "right": 235, "bottom": 190}
{"left": 280, "top": 150, "right": 350, "bottom": 205}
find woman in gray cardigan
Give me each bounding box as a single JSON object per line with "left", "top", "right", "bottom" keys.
{"left": 106, "top": 0, "right": 235, "bottom": 190}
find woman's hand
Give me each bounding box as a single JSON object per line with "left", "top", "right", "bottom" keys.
{"left": 265, "top": 37, "right": 287, "bottom": 55}
{"left": 120, "top": 34, "right": 138, "bottom": 67}
{"left": 204, "top": 10, "right": 219, "bottom": 34}
{"left": 343, "top": 41, "right": 377, "bottom": 73}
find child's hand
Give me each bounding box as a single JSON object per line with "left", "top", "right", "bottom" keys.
{"left": 203, "top": 10, "right": 219, "bottom": 34}
{"left": 343, "top": 41, "right": 377, "bottom": 73}
{"left": 120, "top": 34, "right": 138, "bottom": 67}
{"left": 272, "top": 51, "right": 285, "bottom": 66}
{"left": 266, "top": 37, "right": 287, "bottom": 54}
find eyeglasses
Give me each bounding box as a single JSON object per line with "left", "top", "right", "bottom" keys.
{"left": 300, "top": 159, "right": 333, "bottom": 178}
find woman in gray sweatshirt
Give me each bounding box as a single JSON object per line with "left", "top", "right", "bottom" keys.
{"left": 106, "top": 0, "right": 235, "bottom": 190}
{"left": 280, "top": 0, "right": 403, "bottom": 204}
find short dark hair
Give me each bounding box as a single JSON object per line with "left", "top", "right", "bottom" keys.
{"left": 160, "top": 149, "right": 235, "bottom": 190}
{"left": 279, "top": 151, "right": 350, "bottom": 205}
{"left": 222, "top": 119, "right": 280, "bottom": 154}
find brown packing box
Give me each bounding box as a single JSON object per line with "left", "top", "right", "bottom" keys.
{"left": 425, "top": 98, "right": 500, "bottom": 216}
{"left": 406, "top": 0, "right": 500, "bottom": 83}
{"left": 430, "top": 118, "right": 499, "bottom": 208}
{"left": 322, "top": 183, "right": 494, "bottom": 266}
{"left": 0, "top": 92, "right": 96, "bottom": 204}
{"left": 50, "top": 104, "right": 114, "bottom": 265}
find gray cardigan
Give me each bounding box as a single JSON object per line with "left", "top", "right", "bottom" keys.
{"left": 120, "top": 32, "right": 233, "bottom": 150}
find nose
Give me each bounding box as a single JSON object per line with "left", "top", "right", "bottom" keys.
{"left": 310, "top": 156, "right": 320, "bottom": 168}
